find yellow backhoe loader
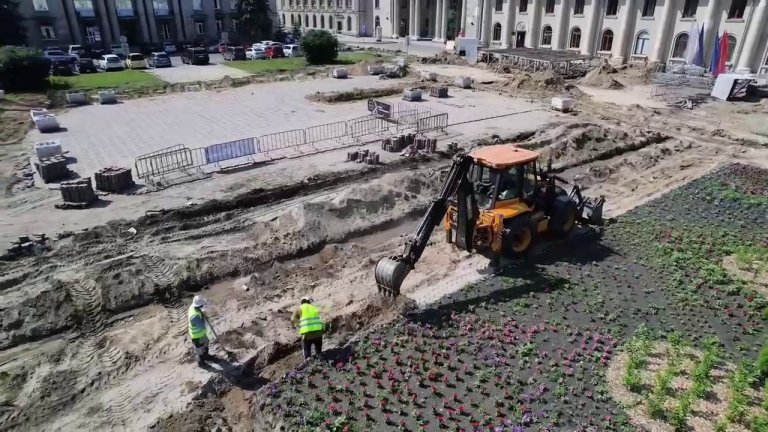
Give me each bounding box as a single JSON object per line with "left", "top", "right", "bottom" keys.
{"left": 374, "top": 144, "right": 605, "bottom": 296}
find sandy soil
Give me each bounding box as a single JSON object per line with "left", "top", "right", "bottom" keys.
{"left": 2, "top": 61, "right": 768, "bottom": 431}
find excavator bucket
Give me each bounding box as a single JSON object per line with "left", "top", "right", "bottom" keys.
{"left": 374, "top": 256, "right": 412, "bottom": 296}
{"left": 569, "top": 186, "right": 606, "bottom": 226}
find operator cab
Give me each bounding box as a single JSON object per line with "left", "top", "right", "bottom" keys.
{"left": 467, "top": 145, "right": 542, "bottom": 209}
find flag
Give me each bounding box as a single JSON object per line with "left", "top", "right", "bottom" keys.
{"left": 718, "top": 30, "right": 729, "bottom": 74}
{"left": 709, "top": 34, "right": 720, "bottom": 76}
{"left": 685, "top": 21, "right": 697, "bottom": 64}
{"left": 693, "top": 25, "right": 705, "bottom": 67}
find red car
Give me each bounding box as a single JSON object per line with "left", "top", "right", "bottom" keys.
{"left": 265, "top": 45, "right": 285, "bottom": 59}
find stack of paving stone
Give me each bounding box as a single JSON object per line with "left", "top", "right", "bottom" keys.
{"left": 35, "top": 155, "right": 70, "bottom": 183}
{"left": 414, "top": 136, "right": 438, "bottom": 153}
{"left": 402, "top": 88, "right": 422, "bottom": 102}
{"left": 429, "top": 86, "right": 449, "bottom": 98}
{"left": 346, "top": 149, "right": 380, "bottom": 165}
{"left": 57, "top": 178, "right": 97, "bottom": 209}
{"left": 94, "top": 166, "right": 134, "bottom": 193}
{"left": 380, "top": 134, "right": 416, "bottom": 152}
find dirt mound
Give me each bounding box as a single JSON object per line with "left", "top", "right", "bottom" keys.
{"left": 419, "top": 51, "right": 468, "bottom": 65}
{"left": 578, "top": 62, "right": 625, "bottom": 89}
{"left": 306, "top": 84, "right": 416, "bottom": 103}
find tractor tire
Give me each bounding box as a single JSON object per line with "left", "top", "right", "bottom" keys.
{"left": 549, "top": 195, "right": 577, "bottom": 236}
{"left": 502, "top": 214, "right": 536, "bottom": 257}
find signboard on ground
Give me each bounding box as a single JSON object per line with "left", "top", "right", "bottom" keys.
{"left": 367, "top": 99, "right": 392, "bottom": 118}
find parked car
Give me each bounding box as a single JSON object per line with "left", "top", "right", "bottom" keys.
{"left": 162, "top": 41, "right": 177, "bottom": 53}
{"left": 125, "top": 53, "right": 148, "bottom": 69}
{"left": 283, "top": 44, "right": 302, "bottom": 57}
{"left": 43, "top": 49, "right": 77, "bottom": 63}
{"left": 223, "top": 46, "right": 246, "bottom": 61}
{"left": 148, "top": 52, "right": 172, "bottom": 68}
{"left": 110, "top": 44, "right": 126, "bottom": 59}
{"left": 50, "top": 59, "right": 76, "bottom": 76}
{"left": 77, "top": 57, "right": 98, "bottom": 73}
{"left": 245, "top": 47, "right": 266, "bottom": 60}
{"left": 67, "top": 45, "right": 83, "bottom": 59}
{"left": 181, "top": 47, "right": 209, "bottom": 65}
{"left": 260, "top": 40, "right": 275, "bottom": 47}
{"left": 99, "top": 54, "right": 124, "bottom": 71}
{"left": 264, "top": 45, "right": 285, "bottom": 59}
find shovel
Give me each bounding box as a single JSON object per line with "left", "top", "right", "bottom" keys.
{"left": 205, "top": 316, "right": 238, "bottom": 362}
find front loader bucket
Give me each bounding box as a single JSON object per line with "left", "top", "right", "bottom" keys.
{"left": 374, "top": 256, "right": 412, "bottom": 297}
{"left": 580, "top": 195, "right": 605, "bottom": 225}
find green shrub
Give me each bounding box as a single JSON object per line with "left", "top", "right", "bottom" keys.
{"left": 0, "top": 46, "right": 51, "bottom": 91}
{"left": 757, "top": 340, "right": 768, "bottom": 380}
{"left": 300, "top": 29, "right": 338, "bottom": 65}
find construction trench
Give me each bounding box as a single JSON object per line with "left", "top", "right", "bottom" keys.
{"left": 1, "top": 107, "right": 768, "bottom": 431}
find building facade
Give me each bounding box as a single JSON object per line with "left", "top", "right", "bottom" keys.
{"left": 279, "top": 0, "right": 768, "bottom": 72}
{"left": 18, "top": 0, "right": 278, "bottom": 48}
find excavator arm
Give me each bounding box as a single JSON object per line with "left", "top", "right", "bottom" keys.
{"left": 374, "top": 153, "right": 475, "bottom": 296}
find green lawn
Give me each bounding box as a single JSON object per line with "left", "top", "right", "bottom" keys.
{"left": 49, "top": 70, "right": 166, "bottom": 92}
{"left": 227, "top": 52, "right": 384, "bottom": 74}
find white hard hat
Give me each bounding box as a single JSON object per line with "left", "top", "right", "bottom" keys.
{"left": 191, "top": 295, "right": 207, "bottom": 308}
{"left": 301, "top": 296, "right": 312, "bottom": 303}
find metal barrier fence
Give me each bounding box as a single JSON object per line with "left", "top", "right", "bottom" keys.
{"left": 135, "top": 109, "right": 447, "bottom": 180}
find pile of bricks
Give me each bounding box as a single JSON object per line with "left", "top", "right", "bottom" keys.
{"left": 94, "top": 167, "right": 134, "bottom": 193}
{"left": 429, "top": 86, "right": 449, "bottom": 98}
{"left": 381, "top": 134, "right": 416, "bottom": 152}
{"left": 414, "top": 136, "right": 438, "bottom": 153}
{"left": 346, "top": 149, "right": 380, "bottom": 165}
{"left": 35, "top": 155, "right": 70, "bottom": 183}
{"left": 57, "top": 178, "right": 98, "bottom": 209}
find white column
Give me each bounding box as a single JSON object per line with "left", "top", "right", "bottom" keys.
{"left": 736, "top": 0, "right": 768, "bottom": 72}
{"left": 612, "top": 0, "right": 635, "bottom": 61}
{"left": 409, "top": 0, "right": 415, "bottom": 35}
{"left": 702, "top": 0, "right": 720, "bottom": 67}
{"left": 501, "top": 0, "right": 514, "bottom": 47}
{"left": 414, "top": 0, "right": 422, "bottom": 37}
{"left": 529, "top": 0, "right": 542, "bottom": 47}
{"left": 554, "top": 0, "right": 569, "bottom": 49}
{"left": 440, "top": 0, "right": 449, "bottom": 39}
{"left": 460, "top": 0, "right": 467, "bottom": 34}
{"left": 650, "top": 0, "right": 675, "bottom": 62}
{"left": 481, "top": 0, "right": 492, "bottom": 44}
{"left": 581, "top": 0, "right": 600, "bottom": 54}
{"left": 393, "top": 0, "right": 401, "bottom": 37}
{"left": 173, "top": 0, "right": 185, "bottom": 41}
{"left": 433, "top": 0, "right": 443, "bottom": 40}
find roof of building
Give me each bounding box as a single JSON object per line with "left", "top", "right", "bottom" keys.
{"left": 469, "top": 144, "right": 540, "bottom": 168}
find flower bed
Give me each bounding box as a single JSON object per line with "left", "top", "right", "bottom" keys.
{"left": 253, "top": 163, "right": 768, "bottom": 431}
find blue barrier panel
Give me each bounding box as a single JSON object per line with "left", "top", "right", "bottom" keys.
{"left": 204, "top": 138, "right": 257, "bottom": 164}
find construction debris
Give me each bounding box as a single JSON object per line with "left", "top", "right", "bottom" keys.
{"left": 403, "top": 88, "right": 422, "bottom": 101}
{"left": 381, "top": 134, "right": 416, "bottom": 152}
{"left": 2, "top": 234, "right": 49, "bottom": 261}
{"left": 381, "top": 134, "right": 437, "bottom": 155}
{"left": 94, "top": 166, "right": 135, "bottom": 193}
{"left": 346, "top": 148, "right": 380, "bottom": 165}
{"left": 57, "top": 178, "right": 98, "bottom": 209}
{"left": 429, "top": 86, "right": 449, "bottom": 98}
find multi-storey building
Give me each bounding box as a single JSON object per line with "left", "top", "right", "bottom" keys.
{"left": 18, "top": 0, "right": 278, "bottom": 48}
{"left": 278, "top": 0, "right": 768, "bottom": 73}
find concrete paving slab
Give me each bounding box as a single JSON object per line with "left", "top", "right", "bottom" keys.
{"left": 144, "top": 54, "right": 252, "bottom": 83}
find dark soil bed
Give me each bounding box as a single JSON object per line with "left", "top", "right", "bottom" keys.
{"left": 252, "top": 163, "right": 768, "bottom": 432}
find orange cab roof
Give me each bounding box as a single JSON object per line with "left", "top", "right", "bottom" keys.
{"left": 468, "top": 144, "right": 540, "bottom": 169}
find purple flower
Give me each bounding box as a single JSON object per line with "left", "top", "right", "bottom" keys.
{"left": 494, "top": 427, "right": 504, "bottom": 432}
{"left": 511, "top": 426, "right": 525, "bottom": 432}
{"left": 522, "top": 412, "right": 533, "bottom": 425}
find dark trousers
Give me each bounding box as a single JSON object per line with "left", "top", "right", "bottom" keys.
{"left": 302, "top": 337, "right": 322, "bottom": 359}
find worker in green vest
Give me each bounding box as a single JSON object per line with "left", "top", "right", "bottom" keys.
{"left": 291, "top": 297, "right": 325, "bottom": 360}
{"left": 188, "top": 295, "right": 213, "bottom": 367}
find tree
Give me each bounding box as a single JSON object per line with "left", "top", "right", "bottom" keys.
{"left": 0, "top": 46, "right": 50, "bottom": 91}
{"left": 300, "top": 29, "right": 338, "bottom": 65}
{"left": 0, "top": 0, "right": 25, "bottom": 46}
{"left": 273, "top": 25, "right": 286, "bottom": 43}
{"left": 236, "top": 0, "right": 273, "bottom": 43}
{"left": 291, "top": 25, "right": 302, "bottom": 40}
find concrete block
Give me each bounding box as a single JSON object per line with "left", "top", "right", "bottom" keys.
{"left": 66, "top": 92, "right": 88, "bottom": 105}
{"left": 551, "top": 96, "right": 574, "bottom": 112}
{"left": 367, "top": 65, "right": 385, "bottom": 75}
{"left": 429, "top": 86, "right": 449, "bottom": 98}
{"left": 332, "top": 68, "right": 348, "bottom": 79}
{"left": 402, "top": 88, "right": 422, "bottom": 102}
{"left": 34, "top": 140, "right": 63, "bottom": 159}
{"left": 98, "top": 90, "right": 117, "bottom": 104}
{"left": 454, "top": 76, "right": 472, "bottom": 89}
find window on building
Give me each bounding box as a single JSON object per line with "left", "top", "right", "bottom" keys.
{"left": 727, "top": 34, "right": 737, "bottom": 61}
{"left": 346, "top": 0, "right": 351, "bottom": 8}
{"left": 375, "top": 15, "right": 380, "bottom": 27}
{"left": 606, "top": 0, "right": 618, "bottom": 16}
{"left": 214, "top": 0, "right": 221, "bottom": 9}
{"left": 634, "top": 31, "right": 650, "bottom": 55}
{"left": 298, "top": 14, "right": 302, "bottom": 25}
{"left": 232, "top": 19, "right": 238, "bottom": 30}
{"left": 193, "top": 0, "right": 202, "bottom": 10}
{"left": 282, "top": 13, "right": 285, "bottom": 24}
{"left": 289, "top": 0, "right": 293, "bottom": 6}
{"left": 541, "top": 25, "right": 552, "bottom": 45}
{"left": 40, "top": 26, "right": 56, "bottom": 39}
{"left": 641, "top": 0, "right": 655, "bottom": 16}
{"left": 495, "top": 0, "right": 503, "bottom": 11}
{"left": 33, "top": 0, "right": 49, "bottom": 11}
{"left": 313, "top": 14, "right": 317, "bottom": 26}
{"left": 600, "top": 29, "right": 613, "bottom": 51}
{"left": 727, "top": 0, "right": 746, "bottom": 18}
{"left": 305, "top": 14, "right": 309, "bottom": 24}
{"left": 216, "top": 19, "right": 223, "bottom": 31}
{"left": 337, "top": 0, "right": 342, "bottom": 7}
{"left": 682, "top": 0, "right": 698, "bottom": 17}
{"left": 311, "top": 0, "right": 316, "bottom": 7}
{"left": 574, "top": 0, "right": 584, "bottom": 14}
{"left": 492, "top": 23, "right": 502, "bottom": 40}
{"left": 74, "top": 0, "right": 94, "bottom": 13}
{"left": 153, "top": 0, "right": 170, "bottom": 15}
{"left": 375, "top": 0, "right": 380, "bottom": 7}
{"left": 519, "top": 0, "right": 528, "bottom": 12}
{"left": 671, "top": 32, "right": 688, "bottom": 58}
{"left": 291, "top": 14, "right": 295, "bottom": 24}
{"left": 569, "top": 27, "right": 581, "bottom": 48}
{"left": 321, "top": 15, "right": 325, "bottom": 26}
{"left": 116, "top": 0, "right": 134, "bottom": 15}
{"left": 328, "top": 14, "right": 333, "bottom": 28}
{"left": 545, "top": 0, "right": 555, "bottom": 13}
{"left": 401, "top": 0, "right": 407, "bottom": 7}
{"left": 160, "top": 23, "right": 171, "bottom": 39}
{"left": 195, "top": 21, "right": 205, "bottom": 33}
{"left": 347, "top": 15, "right": 351, "bottom": 30}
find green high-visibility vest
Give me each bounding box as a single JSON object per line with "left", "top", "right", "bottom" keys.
{"left": 299, "top": 304, "right": 323, "bottom": 335}
{"left": 188, "top": 306, "right": 207, "bottom": 340}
